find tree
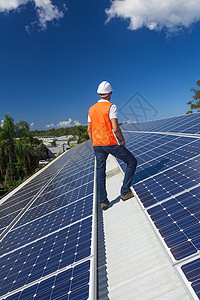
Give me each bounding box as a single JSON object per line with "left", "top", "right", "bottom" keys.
{"left": 81, "top": 131, "right": 89, "bottom": 143}
{"left": 72, "top": 125, "right": 89, "bottom": 144}
{"left": 0, "top": 114, "right": 15, "bottom": 162}
{"left": 15, "top": 120, "right": 30, "bottom": 138}
{"left": 0, "top": 114, "right": 50, "bottom": 193}
{"left": 0, "top": 114, "right": 16, "bottom": 187}
{"left": 187, "top": 80, "right": 200, "bottom": 114}
{"left": 67, "top": 136, "right": 76, "bottom": 147}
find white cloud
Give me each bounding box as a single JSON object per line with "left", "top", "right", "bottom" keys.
{"left": 57, "top": 118, "right": 72, "bottom": 127}
{"left": 45, "top": 118, "right": 81, "bottom": 129}
{"left": 0, "top": 0, "right": 65, "bottom": 30}
{"left": 34, "top": 0, "right": 64, "bottom": 30}
{"left": 127, "top": 120, "right": 136, "bottom": 124}
{"left": 0, "top": 0, "right": 27, "bottom": 11}
{"left": 106, "top": 0, "right": 200, "bottom": 32}
{"left": 45, "top": 122, "right": 55, "bottom": 128}
{"left": 74, "top": 120, "right": 81, "bottom": 126}
{"left": 30, "top": 122, "right": 34, "bottom": 127}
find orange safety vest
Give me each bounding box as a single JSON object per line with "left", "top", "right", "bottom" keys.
{"left": 89, "top": 101, "right": 118, "bottom": 146}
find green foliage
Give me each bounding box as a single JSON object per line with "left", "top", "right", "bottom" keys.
{"left": 31, "top": 125, "right": 89, "bottom": 139}
{"left": 81, "top": 131, "right": 90, "bottom": 143}
{"left": 67, "top": 137, "right": 76, "bottom": 147}
{"left": 15, "top": 120, "right": 30, "bottom": 138}
{"left": 0, "top": 114, "right": 50, "bottom": 195}
{"left": 71, "top": 125, "right": 89, "bottom": 144}
{"left": 187, "top": 80, "right": 200, "bottom": 114}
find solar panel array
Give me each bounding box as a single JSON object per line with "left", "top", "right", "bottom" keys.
{"left": 119, "top": 113, "right": 200, "bottom": 299}
{"left": 0, "top": 141, "right": 96, "bottom": 300}
{"left": 0, "top": 112, "right": 199, "bottom": 299}
{"left": 122, "top": 113, "right": 200, "bottom": 135}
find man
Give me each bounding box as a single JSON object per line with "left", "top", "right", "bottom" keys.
{"left": 88, "top": 81, "right": 137, "bottom": 210}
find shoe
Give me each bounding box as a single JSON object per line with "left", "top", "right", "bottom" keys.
{"left": 101, "top": 202, "right": 109, "bottom": 210}
{"left": 121, "top": 191, "right": 134, "bottom": 201}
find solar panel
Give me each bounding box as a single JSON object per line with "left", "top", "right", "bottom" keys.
{"left": 0, "top": 141, "right": 96, "bottom": 300}
{"left": 3, "top": 260, "right": 91, "bottom": 300}
{"left": 0, "top": 145, "right": 81, "bottom": 239}
{"left": 119, "top": 113, "right": 200, "bottom": 299}
{"left": 179, "top": 258, "right": 200, "bottom": 299}
{"left": 122, "top": 112, "right": 200, "bottom": 134}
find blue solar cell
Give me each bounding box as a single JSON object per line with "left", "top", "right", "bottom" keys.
{"left": 187, "top": 202, "right": 200, "bottom": 214}
{"left": 182, "top": 259, "right": 200, "bottom": 282}
{"left": 154, "top": 216, "right": 173, "bottom": 228}
{"left": 19, "top": 284, "right": 38, "bottom": 299}
{"left": 171, "top": 241, "right": 197, "bottom": 260}
{"left": 73, "top": 260, "right": 90, "bottom": 277}
{"left": 192, "top": 280, "right": 200, "bottom": 299}
{"left": 164, "top": 231, "right": 188, "bottom": 248}
{"left": 55, "top": 268, "right": 72, "bottom": 286}
{"left": 176, "top": 216, "right": 199, "bottom": 230}
{"left": 147, "top": 205, "right": 164, "bottom": 216}
{"left": 34, "top": 288, "right": 53, "bottom": 300}
{"left": 69, "top": 284, "right": 89, "bottom": 300}
{"left": 178, "top": 197, "right": 199, "bottom": 208}
{"left": 52, "top": 280, "right": 71, "bottom": 299}
{"left": 171, "top": 209, "right": 191, "bottom": 221}
{"left": 159, "top": 222, "right": 180, "bottom": 238}
{"left": 184, "top": 223, "right": 200, "bottom": 240}
{"left": 191, "top": 186, "right": 200, "bottom": 197}
{"left": 149, "top": 209, "right": 168, "bottom": 221}
{"left": 71, "top": 271, "right": 90, "bottom": 292}
{"left": 192, "top": 236, "right": 200, "bottom": 250}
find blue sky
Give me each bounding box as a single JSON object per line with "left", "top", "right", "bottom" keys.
{"left": 0, "top": 0, "right": 200, "bottom": 130}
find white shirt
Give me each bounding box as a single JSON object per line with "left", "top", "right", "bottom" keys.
{"left": 88, "top": 100, "right": 118, "bottom": 122}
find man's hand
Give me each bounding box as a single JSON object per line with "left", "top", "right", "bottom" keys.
{"left": 111, "top": 118, "right": 125, "bottom": 146}
{"left": 87, "top": 122, "right": 92, "bottom": 141}
{"left": 120, "top": 139, "right": 126, "bottom": 146}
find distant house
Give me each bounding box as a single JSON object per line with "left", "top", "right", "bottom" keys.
{"left": 36, "top": 135, "right": 77, "bottom": 157}
{"left": 47, "top": 144, "right": 70, "bottom": 157}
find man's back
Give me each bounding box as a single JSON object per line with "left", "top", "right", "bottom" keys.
{"left": 88, "top": 101, "right": 118, "bottom": 146}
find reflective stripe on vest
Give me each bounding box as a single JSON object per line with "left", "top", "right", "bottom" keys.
{"left": 89, "top": 101, "right": 118, "bottom": 146}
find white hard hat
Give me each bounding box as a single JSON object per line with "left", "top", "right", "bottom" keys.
{"left": 97, "top": 81, "right": 113, "bottom": 94}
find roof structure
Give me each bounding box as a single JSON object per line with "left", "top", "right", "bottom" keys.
{"left": 97, "top": 113, "right": 200, "bottom": 299}
{"left": 0, "top": 113, "right": 199, "bottom": 299}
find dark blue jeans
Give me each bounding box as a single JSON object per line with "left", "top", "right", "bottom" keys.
{"left": 94, "top": 145, "right": 137, "bottom": 204}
